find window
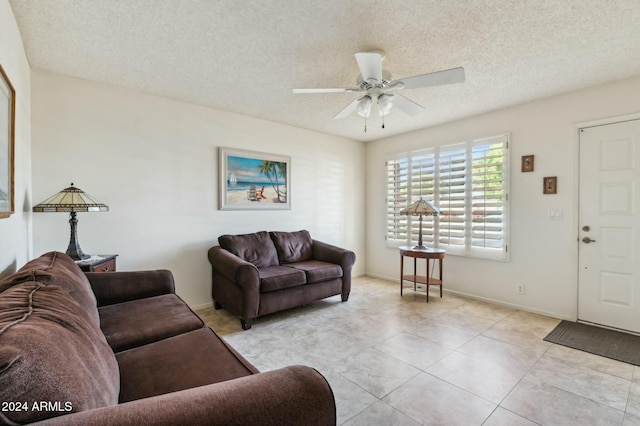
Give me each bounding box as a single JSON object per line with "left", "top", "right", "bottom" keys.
{"left": 386, "top": 134, "right": 509, "bottom": 261}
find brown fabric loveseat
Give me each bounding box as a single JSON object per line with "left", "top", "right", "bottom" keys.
{"left": 0, "top": 252, "right": 336, "bottom": 425}
{"left": 208, "top": 230, "right": 356, "bottom": 330}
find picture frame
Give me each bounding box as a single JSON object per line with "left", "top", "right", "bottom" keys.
{"left": 219, "top": 147, "right": 291, "bottom": 210}
{"left": 543, "top": 176, "right": 557, "bottom": 194}
{"left": 521, "top": 155, "right": 534, "bottom": 172}
{"left": 0, "top": 64, "right": 15, "bottom": 219}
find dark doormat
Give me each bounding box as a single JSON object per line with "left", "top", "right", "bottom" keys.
{"left": 544, "top": 320, "right": 640, "bottom": 366}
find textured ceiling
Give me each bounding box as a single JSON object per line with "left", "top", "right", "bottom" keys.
{"left": 9, "top": 0, "right": 640, "bottom": 142}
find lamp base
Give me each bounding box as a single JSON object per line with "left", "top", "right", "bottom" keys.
{"left": 67, "top": 212, "right": 90, "bottom": 260}
{"left": 413, "top": 215, "right": 427, "bottom": 251}
{"left": 66, "top": 249, "right": 89, "bottom": 261}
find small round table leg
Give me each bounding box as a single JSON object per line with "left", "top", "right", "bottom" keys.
{"left": 400, "top": 253, "right": 404, "bottom": 296}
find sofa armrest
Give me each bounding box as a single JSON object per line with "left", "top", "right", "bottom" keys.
{"left": 35, "top": 365, "right": 336, "bottom": 426}
{"left": 86, "top": 270, "right": 175, "bottom": 307}
{"left": 313, "top": 240, "right": 356, "bottom": 271}
{"left": 208, "top": 246, "right": 259, "bottom": 289}
{"left": 313, "top": 240, "right": 356, "bottom": 300}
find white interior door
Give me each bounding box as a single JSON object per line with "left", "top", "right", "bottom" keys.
{"left": 578, "top": 119, "right": 640, "bottom": 333}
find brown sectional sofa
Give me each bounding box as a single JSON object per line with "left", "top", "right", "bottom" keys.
{"left": 0, "top": 252, "right": 336, "bottom": 425}
{"left": 208, "top": 230, "right": 356, "bottom": 329}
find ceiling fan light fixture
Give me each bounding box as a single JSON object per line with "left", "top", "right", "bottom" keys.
{"left": 356, "top": 95, "right": 372, "bottom": 118}
{"left": 378, "top": 93, "right": 394, "bottom": 116}
{"left": 293, "top": 51, "right": 465, "bottom": 125}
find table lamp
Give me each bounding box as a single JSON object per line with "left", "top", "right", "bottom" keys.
{"left": 400, "top": 198, "right": 439, "bottom": 249}
{"left": 33, "top": 183, "right": 109, "bottom": 260}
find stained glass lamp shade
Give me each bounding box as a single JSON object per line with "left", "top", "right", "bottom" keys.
{"left": 33, "top": 183, "right": 108, "bottom": 260}
{"left": 400, "top": 198, "right": 439, "bottom": 249}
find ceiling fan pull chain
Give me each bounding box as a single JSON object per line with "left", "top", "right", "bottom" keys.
{"left": 364, "top": 116, "right": 367, "bottom": 132}
{"left": 382, "top": 113, "right": 385, "bottom": 129}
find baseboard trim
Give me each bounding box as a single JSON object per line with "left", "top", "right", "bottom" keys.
{"left": 191, "top": 301, "right": 214, "bottom": 311}
{"left": 364, "top": 272, "right": 397, "bottom": 282}
{"left": 361, "top": 273, "right": 571, "bottom": 321}
{"left": 444, "top": 288, "right": 572, "bottom": 321}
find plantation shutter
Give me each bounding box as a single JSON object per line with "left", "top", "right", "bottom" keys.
{"left": 385, "top": 133, "right": 509, "bottom": 260}
{"left": 471, "top": 136, "right": 508, "bottom": 251}
{"left": 385, "top": 157, "right": 409, "bottom": 242}
{"left": 437, "top": 143, "right": 467, "bottom": 250}
{"left": 408, "top": 150, "right": 436, "bottom": 246}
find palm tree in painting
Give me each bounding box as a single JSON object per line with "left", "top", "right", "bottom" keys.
{"left": 258, "top": 160, "right": 286, "bottom": 202}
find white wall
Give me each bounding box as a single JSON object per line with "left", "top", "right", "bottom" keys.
{"left": 31, "top": 70, "right": 365, "bottom": 308}
{"left": 366, "top": 75, "right": 640, "bottom": 320}
{"left": 26, "top": 60, "right": 640, "bottom": 319}
{"left": 0, "top": 1, "right": 32, "bottom": 278}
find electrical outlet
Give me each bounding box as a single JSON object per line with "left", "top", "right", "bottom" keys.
{"left": 516, "top": 283, "right": 525, "bottom": 295}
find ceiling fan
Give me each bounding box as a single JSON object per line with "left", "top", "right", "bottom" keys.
{"left": 293, "top": 50, "right": 465, "bottom": 130}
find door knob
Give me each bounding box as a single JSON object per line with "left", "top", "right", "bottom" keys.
{"left": 582, "top": 237, "right": 596, "bottom": 244}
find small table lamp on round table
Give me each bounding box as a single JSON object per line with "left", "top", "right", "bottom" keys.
{"left": 399, "top": 197, "right": 440, "bottom": 249}
{"left": 399, "top": 198, "right": 443, "bottom": 301}
{"left": 33, "top": 183, "right": 109, "bottom": 260}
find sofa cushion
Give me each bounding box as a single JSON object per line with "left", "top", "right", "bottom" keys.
{"left": 270, "top": 230, "right": 313, "bottom": 264}
{"left": 116, "top": 327, "right": 258, "bottom": 402}
{"left": 0, "top": 251, "right": 100, "bottom": 326}
{"left": 259, "top": 265, "right": 307, "bottom": 293}
{"left": 286, "top": 260, "right": 343, "bottom": 283}
{"left": 219, "top": 231, "right": 279, "bottom": 268}
{"left": 0, "top": 281, "right": 119, "bottom": 424}
{"left": 98, "top": 293, "right": 204, "bottom": 352}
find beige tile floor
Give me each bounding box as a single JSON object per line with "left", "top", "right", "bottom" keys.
{"left": 196, "top": 276, "right": 640, "bottom": 425}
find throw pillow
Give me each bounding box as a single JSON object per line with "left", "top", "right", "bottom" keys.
{"left": 218, "top": 231, "right": 280, "bottom": 268}
{"left": 270, "top": 230, "right": 313, "bottom": 264}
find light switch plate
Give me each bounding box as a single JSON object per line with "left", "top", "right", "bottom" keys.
{"left": 547, "top": 209, "right": 563, "bottom": 220}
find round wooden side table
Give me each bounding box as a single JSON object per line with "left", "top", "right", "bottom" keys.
{"left": 399, "top": 246, "right": 446, "bottom": 302}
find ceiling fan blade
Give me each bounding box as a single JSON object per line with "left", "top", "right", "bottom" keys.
{"left": 393, "top": 94, "right": 425, "bottom": 116}
{"left": 293, "top": 87, "right": 361, "bottom": 94}
{"left": 355, "top": 52, "right": 383, "bottom": 84}
{"left": 396, "top": 67, "right": 465, "bottom": 90}
{"left": 333, "top": 98, "right": 360, "bottom": 119}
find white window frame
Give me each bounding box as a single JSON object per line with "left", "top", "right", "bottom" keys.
{"left": 386, "top": 134, "right": 510, "bottom": 261}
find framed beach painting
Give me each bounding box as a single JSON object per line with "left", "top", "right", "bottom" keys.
{"left": 0, "top": 64, "right": 15, "bottom": 219}
{"left": 219, "top": 147, "right": 290, "bottom": 210}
